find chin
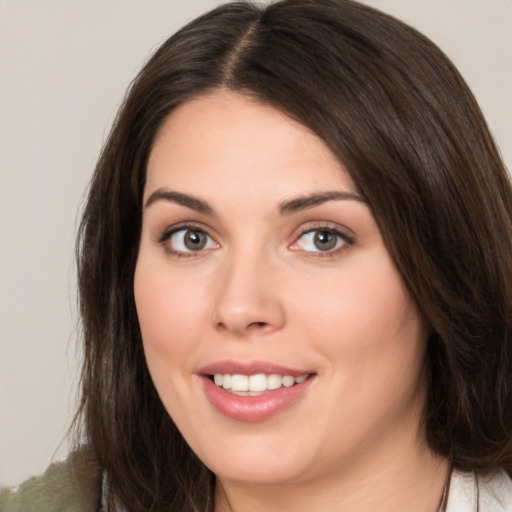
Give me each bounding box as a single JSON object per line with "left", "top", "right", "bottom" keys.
{"left": 210, "top": 457, "right": 308, "bottom": 486}
{"left": 186, "top": 427, "right": 315, "bottom": 486}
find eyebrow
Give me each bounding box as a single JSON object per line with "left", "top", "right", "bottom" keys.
{"left": 144, "top": 188, "right": 366, "bottom": 216}
{"left": 278, "top": 191, "right": 366, "bottom": 215}
{"left": 144, "top": 188, "right": 216, "bottom": 215}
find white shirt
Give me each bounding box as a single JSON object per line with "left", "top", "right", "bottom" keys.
{"left": 446, "top": 469, "right": 512, "bottom": 511}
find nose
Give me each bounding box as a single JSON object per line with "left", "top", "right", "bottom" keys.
{"left": 211, "top": 251, "right": 286, "bottom": 337}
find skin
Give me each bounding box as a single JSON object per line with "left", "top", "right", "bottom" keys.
{"left": 134, "top": 90, "right": 449, "bottom": 512}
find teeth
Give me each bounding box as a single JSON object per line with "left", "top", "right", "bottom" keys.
{"left": 222, "top": 374, "right": 231, "bottom": 389}
{"left": 282, "top": 375, "right": 295, "bottom": 387}
{"left": 212, "top": 373, "right": 309, "bottom": 393}
{"left": 267, "top": 374, "right": 282, "bottom": 390}
{"left": 231, "top": 374, "right": 248, "bottom": 391}
{"left": 249, "top": 373, "right": 267, "bottom": 392}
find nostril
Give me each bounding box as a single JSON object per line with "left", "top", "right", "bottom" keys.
{"left": 248, "top": 321, "right": 268, "bottom": 329}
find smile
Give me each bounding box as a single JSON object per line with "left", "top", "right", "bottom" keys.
{"left": 212, "top": 373, "right": 309, "bottom": 395}
{"left": 199, "top": 361, "right": 316, "bottom": 422}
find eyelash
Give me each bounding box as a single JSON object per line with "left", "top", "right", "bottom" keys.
{"left": 156, "top": 222, "right": 355, "bottom": 258}
{"left": 157, "top": 222, "right": 217, "bottom": 258}
{"left": 291, "top": 223, "right": 355, "bottom": 256}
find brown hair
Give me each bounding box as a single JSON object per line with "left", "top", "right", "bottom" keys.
{"left": 75, "top": 1, "right": 512, "bottom": 510}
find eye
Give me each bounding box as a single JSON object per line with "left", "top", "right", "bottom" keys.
{"left": 292, "top": 228, "right": 352, "bottom": 253}
{"left": 164, "top": 228, "right": 218, "bottom": 253}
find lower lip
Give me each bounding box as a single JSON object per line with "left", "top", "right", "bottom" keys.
{"left": 201, "top": 376, "right": 315, "bottom": 422}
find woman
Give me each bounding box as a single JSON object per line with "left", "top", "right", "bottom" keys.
{"left": 2, "top": 0, "right": 512, "bottom": 511}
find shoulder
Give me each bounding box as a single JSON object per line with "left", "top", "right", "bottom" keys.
{"left": 447, "top": 468, "right": 512, "bottom": 512}
{"left": 0, "top": 451, "right": 101, "bottom": 512}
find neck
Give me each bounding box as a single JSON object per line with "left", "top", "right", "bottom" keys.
{"left": 214, "top": 438, "right": 450, "bottom": 512}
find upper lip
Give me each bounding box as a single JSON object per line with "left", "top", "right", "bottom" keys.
{"left": 199, "top": 360, "right": 313, "bottom": 378}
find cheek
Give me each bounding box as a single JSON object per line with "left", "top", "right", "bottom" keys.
{"left": 134, "top": 258, "right": 209, "bottom": 375}
{"left": 289, "top": 250, "right": 426, "bottom": 379}
{"left": 133, "top": 258, "right": 214, "bottom": 432}
{"left": 290, "top": 257, "right": 427, "bottom": 445}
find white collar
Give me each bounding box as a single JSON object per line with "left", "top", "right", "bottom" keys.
{"left": 446, "top": 469, "right": 512, "bottom": 512}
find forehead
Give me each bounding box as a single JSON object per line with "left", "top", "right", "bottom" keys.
{"left": 145, "top": 90, "right": 356, "bottom": 204}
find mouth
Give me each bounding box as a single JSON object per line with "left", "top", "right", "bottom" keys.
{"left": 209, "top": 373, "right": 310, "bottom": 396}
{"left": 199, "top": 361, "right": 316, "bottom": 422}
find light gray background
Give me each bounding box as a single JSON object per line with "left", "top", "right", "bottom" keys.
{"left": 1, "top": 0, "right": 511, "bottom": 487}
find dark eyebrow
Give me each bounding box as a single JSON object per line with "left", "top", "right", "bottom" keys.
{"left": 144, "top": 188, "right": 216, "bottom": 215}
{"left": 278, "top": 191, "right": 366, "bottom": 215}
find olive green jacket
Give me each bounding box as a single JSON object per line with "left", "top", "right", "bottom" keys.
{"left": 0, "top": 454, "right": 100, "bottom": 512}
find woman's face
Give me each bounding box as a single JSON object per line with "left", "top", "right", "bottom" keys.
{"left": 134, "top": 91, "right": 428, "bottom": 486}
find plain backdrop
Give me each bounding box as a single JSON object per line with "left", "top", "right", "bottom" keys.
{"left": 1, "top": 0, "right": 511, "bottom": 488}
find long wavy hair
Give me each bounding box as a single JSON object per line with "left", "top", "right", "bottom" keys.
{"left": 74, "top": 1, "right": 512, "bottom": 510}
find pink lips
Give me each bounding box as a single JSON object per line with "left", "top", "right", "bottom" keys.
{"left": 199, "top": 360, "right": 315, "bottom": 423}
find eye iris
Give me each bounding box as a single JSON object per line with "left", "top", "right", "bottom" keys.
{"left": 184, "top": 230, "right": 207, "bottom": 250}
{"left": 314, "top": 230, "right": 337, "bottom": 251}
